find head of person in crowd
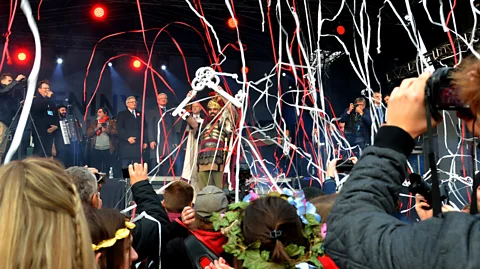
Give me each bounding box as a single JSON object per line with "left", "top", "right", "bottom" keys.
{"left": 0, "top": 158, "right": 96, "bottom": 268}
{"left": 374, "top": 91, "right": 382, "bottom": 106}
{"left": 66, "top": 166, "right": 102, "bottom": 209}
{"left": 0, "top": 73, "right": 13, "bottom": 85}
{"left": 302, "top": 186, "right": 325, "bottom": 201}
{"left": 58, "top": 105, "right": 67, "bottom": 119}
{"left": 37, "top": 79, "right": 53, "bottom": 98}
{"left": 193, "top": 186, "right": 228, "bottom": 231}
{"left": 157, "top": 93, "right": 168, "bottom": 108}
{"left": 125, "top": 96, "right": 137, "bottom": 111}
{"left": 354, "top": 97, "right": 366, "bottom": 111}
{"left": 85, "top": 207, "right": 138, "bottom": 269}
{"left": 384, "top": 93, "right": 390, "bottom": 105}
{"left": 192, "top": 102, "right": 203, "bottom": 115}
{"left": 242, "top": 196, "right": 307, "bottom": 266}
{"left": 163, "top": 180, "right": 194, "bottom": 220}
{"left": 311, "top": 193, "right": 339, "bottom": 224}
{"left": 453, "top": 56, "right": 480, "bottom": 136}
{"left": 97, "top": 107, "right": 109, "bottom": 121}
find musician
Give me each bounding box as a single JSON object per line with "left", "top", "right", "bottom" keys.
{"left": 31, "top": 80, "right": 56, "bottom": 157}
{"left": 52, "top": 105, "right": 72, "bottom": 166}
{"left": 86, "top": 107, "right": 117, "bottom": 172}
{"left": 0, "top": 73, "right": 25, "bottom": 162}
{"left": 116, "top": 96, "right": 147, "bottom": 168}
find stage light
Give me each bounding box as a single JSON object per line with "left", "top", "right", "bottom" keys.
{"left": 241, "top": 66, "right": 249, "bottom": 74}
{"left": 92, "top": 5, "right": 106, "bottom": 19}
{"left": 57, "top": 58, "right": 63, "bottom": 64}
{"left": 17, "top": 52, "right": 27, "bottom": 61}
{"left": 161, "top": 65, "right": 167, "bottom": 70}
{"left": 336, "top": 25, "right": 345, "bottom": 35}
{"left": 227, "top": 18, "right": 237, "bottom": 29}
{"left": 133, "top": 60, "right": 141, "bottom": 68}
{"left": 108, "top": 62, "right": 112, "bottom": 67}
{"left": 282, "top": 72, "right": 286, "bottom": 77}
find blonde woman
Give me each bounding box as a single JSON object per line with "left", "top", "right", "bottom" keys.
{"left": 0, "top": 158, "right": 96, "bottom": 268}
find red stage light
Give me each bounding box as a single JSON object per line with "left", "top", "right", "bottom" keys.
{"left": 17, "top": 52, "right": 27, "bottom": 61}
{"left": 227, "top": 18, "right": 237, "bottom": 29}
{"left": 92, "top": 6, "right": 106, "bottom": 19}
{"left": 336, "top": 25, "right": 345, "bottom": 35}
{"left": 133, "top": 60, "right": 141, "bottom": 68}
{"left": 241, "top": 66, "right": 249, "bottom": 74}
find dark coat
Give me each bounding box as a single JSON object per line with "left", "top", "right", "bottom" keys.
{"left": 116, "top": 109, "right": 147, "bottom": 159}
{"left": 0, "top": 81, "right": 20, "bottom": 126}
{"left": 131, "top": 180, "right": 170, "bottom": 269}
{"left": 324, "top": 126, "right": 480, "bottom": 269}
{"left": 31, "top": 94, "right": 56, "bottom": 135}
{"left": 147, "top": 107, "right": 182, "bottom": 160}
{"left": 339, "top": 108, "right": 371, "bottom": 143}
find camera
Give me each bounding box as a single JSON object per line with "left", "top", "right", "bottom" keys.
{"left": 426, "top": 67, "right": 473, "bottom": 121}
{"left": 95, "top": 172, "right": 107, "bottom": 185}
{"left": 336, "top": 159, "right": 354, "bottom": 173}
{"left": 408, "top": 173, "right": 448, "bottom": 209}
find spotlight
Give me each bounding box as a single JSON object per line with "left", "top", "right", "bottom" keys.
{"left": 241, "top": 66, "right": 249, "bottom": 74}
{"left": 92, "top": 5, "right": 106, "bottom": 19}
{"left": 282, "top": 72, "right": 286, "bottom": 77}
{"left": 227, "top": 18, "right": 237, "bottom": 29}
{"left": 133, "top": 60, "right": 141, "bottom": 68}
{"left": 57, "top": 58, "right": 63, "bottom": 64}
{"left": 161, "top": 65, "right": 167, "bottom": 70}
{"left": 108, "top": 62, "right": 113, "bottom": 67}
{"left": 17, "top": 52, "right": 27, "bottom": 61}
{"left": 336, "top": 25, "right": 345, "bottom": 35}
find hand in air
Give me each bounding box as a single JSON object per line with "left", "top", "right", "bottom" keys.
{"left": 128, "top": 163, "right": 148, "bottom": 186}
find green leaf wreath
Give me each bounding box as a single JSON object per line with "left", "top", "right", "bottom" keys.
{"left": 211, "top": 191, "right": 325, "bottom": 269}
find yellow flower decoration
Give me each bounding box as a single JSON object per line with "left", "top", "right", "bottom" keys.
{"left": 92, "top": 222, "right": 136, "bottom": 251}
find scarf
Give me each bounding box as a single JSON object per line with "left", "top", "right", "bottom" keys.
{"left": 96, "top": 116, "right": 109, "bottom": 136}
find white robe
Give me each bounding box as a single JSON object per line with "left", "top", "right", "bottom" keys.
{"left": 181, "top": 115, "right": 203, "bottom": 191}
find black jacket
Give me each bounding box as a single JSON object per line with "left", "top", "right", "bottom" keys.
{"left": 0, "top": 80, "right": 20, "bottom": 126}
{"left": 339, "top": 108, "right": 371, "bottom": 142}
{"left": 324, "top": 126, "right": 480, "bottom": 269}
{"left": 116, "top": 109, "right": 147, "bottom": 159}
{"left": 31, "top": 94, "right": 56, "bottom": 135}
{"left": 147, "top": 107, "right": 183, "bottom": 161}
{"left": 131, "top": 180, "right": 170, "bottom": 268}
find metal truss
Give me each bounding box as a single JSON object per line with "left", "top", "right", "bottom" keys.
{"left": 386, "top": 27, "right": 480, "bottom": 82}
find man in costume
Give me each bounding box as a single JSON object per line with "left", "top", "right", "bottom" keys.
{"left": 181, "top": 102, "right": 203, "bottom": 191}
{"left": 185, "top": 87, "right": 236, "bottom": 190}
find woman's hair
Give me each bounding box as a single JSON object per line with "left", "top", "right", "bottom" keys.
{"left": 452, "top": 55, "right": 480, "bottom": 114}
{"left": 85, "top": 208, "right": 131, "bottom": 269}
{"left": 192, "top": 213, "right": 215, "bottom": 231}
{"left": 310, "top": 193, "right": 339, "bottom": 224}
{"left": 242, "top": 196, "right": 306, "bottom": 265}
{"left": 0, "top": 158, "right": 96, "bottom": 268}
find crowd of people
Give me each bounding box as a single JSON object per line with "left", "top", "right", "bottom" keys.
{"left": 1, "top": 56, "right": 480, "bottom": 268}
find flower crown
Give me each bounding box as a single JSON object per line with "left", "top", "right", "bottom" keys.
{"left": 211, "top": 189, "right": 324, "bottom": 269}
{"left": 92, "top": 222, "right": 136, "bottom": 251}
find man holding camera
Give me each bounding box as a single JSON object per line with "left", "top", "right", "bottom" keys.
{"left": 0, "top": 73, "right": 25, "bottom": 162}
{"left": 339, "top": 97, "right": 372, "bottom": 156}
{"left": 324, "top": 70, "right": 480, "bottom": 268}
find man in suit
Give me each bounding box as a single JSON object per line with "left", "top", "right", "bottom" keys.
{"left": 31, "top": 80, "right": 57, "bottom": 157}
{"left": 116, "top": 96, "right": 147, "bottom": 168}
{"left": 147, "top": 93, "right": 179, "bottom": 175}
{"left": 373, "top": 91, "right": 386, "bottom": 126}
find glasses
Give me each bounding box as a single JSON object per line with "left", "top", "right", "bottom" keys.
{"left": 127, "top": 101, "right": 137, "bottom": 104}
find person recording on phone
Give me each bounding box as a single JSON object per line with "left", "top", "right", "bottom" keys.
{"left": 324, "top": 58, "right": 480, "bottom": 268}
{"left": 31, "top": 80, "right": 56, "bottom": 157}
{"left": 339, "top": 97, "right": 371, "bottom": 156}
{"left": 0, "top": 73, "right": 26, "bottom": 162}
{"left": 87, "top": 107, "right": 117, "bottom": 172}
